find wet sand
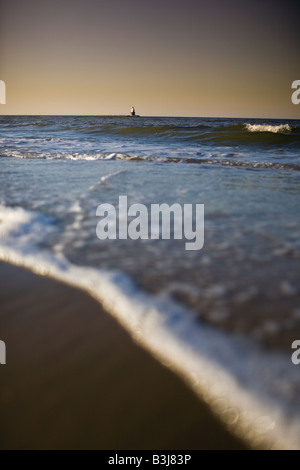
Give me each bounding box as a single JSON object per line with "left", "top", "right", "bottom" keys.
{"left": 0, "top": 262, "right": 247, "bottom": 450}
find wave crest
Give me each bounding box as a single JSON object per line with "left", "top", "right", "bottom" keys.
{"left": 245, "top": 123, "right": 292, "bottom": 134}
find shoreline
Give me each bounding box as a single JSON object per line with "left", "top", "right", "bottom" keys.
{"left": 0, "top": 261, "right": 247, "bottom": 449}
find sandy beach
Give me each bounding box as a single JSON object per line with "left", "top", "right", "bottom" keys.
{"left": 0, "top": 261, "right": 247, "bottom": 450}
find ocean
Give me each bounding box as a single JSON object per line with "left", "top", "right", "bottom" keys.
{"left": 0, "top": 115, "right": 300, "bottom": 448}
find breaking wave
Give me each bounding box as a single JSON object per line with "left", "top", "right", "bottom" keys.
{"left": 245, "top": 124, "right": 292, "bottom": 134}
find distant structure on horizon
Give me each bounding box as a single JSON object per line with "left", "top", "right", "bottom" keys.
{"left": 130, "top": 106, "right": 136, "bottom": 117}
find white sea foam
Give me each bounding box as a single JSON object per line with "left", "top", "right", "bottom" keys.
{"left": 0, "top": 150, "right": 138, "bottom": 161}
{"left": 1, "top": 203, "right": 300, "bottom": 449}
{"left": 89, "top": 171, "right": 126, "bottom": 191}
{"left": 245, "top": 123, "right": 292, "bottom": 133}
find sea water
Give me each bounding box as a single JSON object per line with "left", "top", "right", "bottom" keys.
{"left": 0, "top": 115, "right": 300, "bottom": 448}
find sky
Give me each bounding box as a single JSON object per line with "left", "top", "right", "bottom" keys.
{"left": 0, "top": 0, "right": 299, "bottom": 118}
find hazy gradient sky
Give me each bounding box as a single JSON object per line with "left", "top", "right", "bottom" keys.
{"left": 0, "top": 0, "right": 299, "bottom": 117}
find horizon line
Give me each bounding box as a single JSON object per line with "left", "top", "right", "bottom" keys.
{"left": 0, "top": 113, "right": 299, "bottom": 121}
